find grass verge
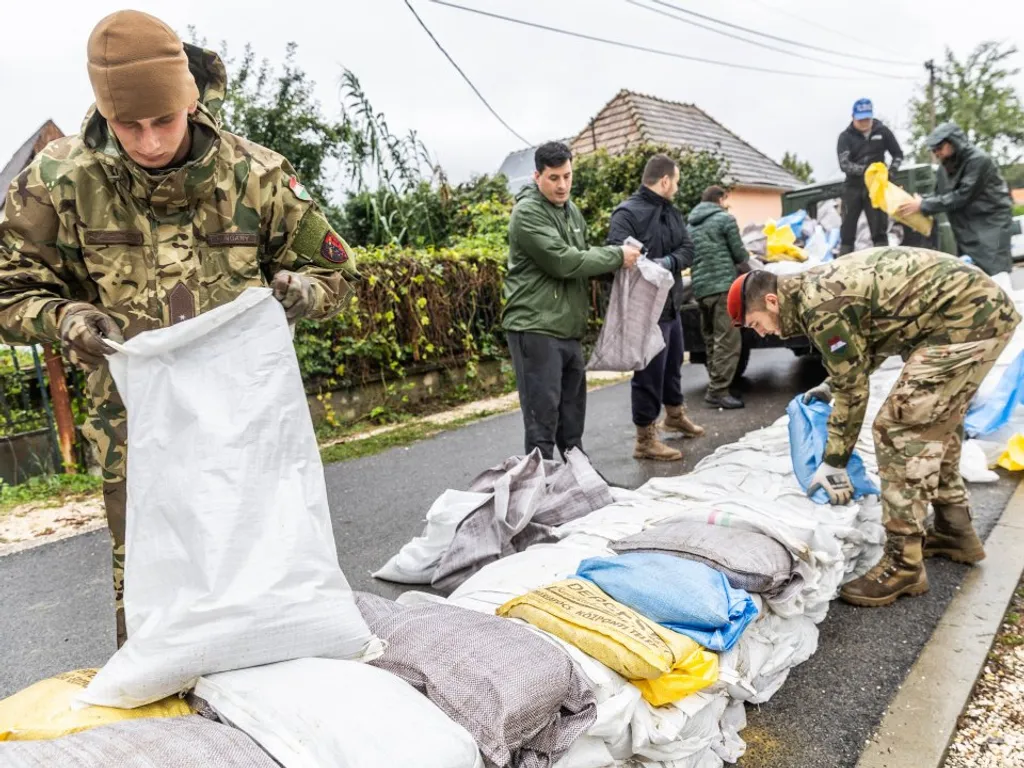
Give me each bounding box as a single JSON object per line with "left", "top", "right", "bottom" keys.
{"left": 320, "top": 410, "right": 498, "bottom": 464}
{"left": 0, "top": 473, "right": 103, "bottom": 516}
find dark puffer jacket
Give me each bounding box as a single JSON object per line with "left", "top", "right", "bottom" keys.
{"left": 920, "top": 122, "right": 1014, "bottom": 276}
{"left": 687, "top": 202, "right": 749, "bottom": 300}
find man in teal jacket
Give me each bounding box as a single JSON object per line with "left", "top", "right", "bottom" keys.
{"left": 502, "top": 142, "right": 640, "bottom": 459}
{"left": 688, "top": 186, "right": 750, "bottom": 409}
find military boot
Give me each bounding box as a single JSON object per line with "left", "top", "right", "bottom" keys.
{"left": 662, "top": 405, "right": 706, "bottom": 437}
{"left": 925, "top": 504, "right": 986, "bottom": 564}
{"left": 634, "top": 424, "right": 683, "bottom": 462}
{"left": 840, "top": 534, "right": 929, "bottom": 607}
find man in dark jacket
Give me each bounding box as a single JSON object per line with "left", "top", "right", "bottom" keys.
{"left": 897, "top": 122, "right": 1013, "bottom": 277}
{"left": 837, "top": 98, "right": 904, "bottom": 255}
{"left": 688, "top": 186, "right": 750, "bottom": 409}
{"left": 502, "top": 142, "right": 641, "bottom": 460}
{"left": 607, "top": 154, "right": 706, "bottom": 461}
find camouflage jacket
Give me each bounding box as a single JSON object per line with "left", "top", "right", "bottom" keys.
{"left": 0, "top": 43, "right": 355, "bottom": 348}
{"left": 778, "top": 247, "right": 1021, "bottom": 466}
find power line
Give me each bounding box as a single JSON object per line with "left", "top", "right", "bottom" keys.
{"left": 429, "top": 0, "right": 880, "bottom": 81}
{"left": 404, "top": 0, "right": 532, "bottom": 146}
{"left": 624, "top": 0, "right": 910, "bottom": 80}
{"left": 644, "top": 0, "right": 918, "bottom": 67}
{"left": 746, "top": 0, "right": 909, "bottom": 60}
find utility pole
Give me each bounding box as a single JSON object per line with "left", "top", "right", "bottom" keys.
{"left": 925, "top": 59, "right": 937, "bottom": 132}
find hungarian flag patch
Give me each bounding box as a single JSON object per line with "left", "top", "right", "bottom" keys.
{"left": 288, "top": 176, "right": 312, "bottom": 201}
{"left": 827, "top": 336, "right": 847, "bottom": 354}
{"left": 321, "top": 232, "right": 349, "bottom": 264}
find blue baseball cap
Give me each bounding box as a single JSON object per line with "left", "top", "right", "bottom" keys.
{"left": 852, "top": 98, "right": 874, "bottom": 120}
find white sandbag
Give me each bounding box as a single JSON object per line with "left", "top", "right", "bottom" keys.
{"left": 80, "top": 289, "right": 381, "bottom": 709}
{"left": 960, "top": 439, "right": 999, "bottom": 483}
{"left": 195, "top": 659, "right": 483, "bottom": 768}
{"left": 374, "top": 490, "right": 492, "bottom": 584}
{"left": 587, "top": 258, "right": 674, "bottom": 372}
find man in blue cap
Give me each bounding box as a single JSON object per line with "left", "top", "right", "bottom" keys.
{"left": 836, "top": 98, "right": 904, "bottom": 255}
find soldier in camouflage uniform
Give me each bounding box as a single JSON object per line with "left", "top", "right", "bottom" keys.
{"left": 0, "top": 11, "right": 356, "bottom": 646}
{"left": 726, "top": 247, "right": 1020, "bottom": 607}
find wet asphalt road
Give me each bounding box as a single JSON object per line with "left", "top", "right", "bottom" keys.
{"left": 0, "top": 345, "right": 1017, "bottom": 768}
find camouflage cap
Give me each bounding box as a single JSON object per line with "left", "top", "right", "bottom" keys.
{"left": 87, "top": 10, "right": 199, "bottom": 122}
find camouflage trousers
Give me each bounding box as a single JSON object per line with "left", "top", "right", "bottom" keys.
{"left": 872, "top": 333, "right": 1012, "bottom": 536}
{"left": 80, "top": 366, "right": 128, "bottom": 647}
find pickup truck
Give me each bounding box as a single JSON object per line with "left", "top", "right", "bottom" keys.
{"left": 680, "top": 164, "right": 955, "bottom": 381}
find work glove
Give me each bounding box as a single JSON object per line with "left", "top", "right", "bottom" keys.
{"left": 59, "top": 303, "right": 123, "bottom": 367}
{"left": 808, "top": 462, "right": 853, "bottom": 505}
{"left": 271, "top": 270, "right": 316, "bottom": 321}
{"left": 802, "top": 381, "right": 832, "bottom": 405}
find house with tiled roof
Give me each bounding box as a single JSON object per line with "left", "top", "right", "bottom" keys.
{"left": 498, "top": 90, "right": 802, "bottom": 227}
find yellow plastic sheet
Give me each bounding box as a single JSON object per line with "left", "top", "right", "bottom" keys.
{"left": 762, "top": 221, "right": 807, "bottom": 263}
{"left": 497, "top": 579, "right": 718, "bottom": 706}
{"left": 864, "top": 163, "right": 933, "bottom": 237}
{"left": 997, "top": 433, "right": 1024, "bottom": 471}
{"left": 0, "top": 669, "right": 192, "bottom": 741}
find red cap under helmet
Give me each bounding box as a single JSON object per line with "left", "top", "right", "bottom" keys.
{"left": 726, "top": 274, "right": 750, "bottom": 327}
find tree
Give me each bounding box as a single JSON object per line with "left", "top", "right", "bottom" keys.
{"left": 570, "top": 145, "right": 729, "bottom": 243}
{"left": 908, "top": 41, "right": 1024, "bottom": 165}
{"left": 781, "top": 152, "right": 814, "bottom": 184}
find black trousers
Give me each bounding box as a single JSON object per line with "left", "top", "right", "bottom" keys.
{"left": 631, "top": 316, "right": 684, "bottom": 427}
{"left": 840, "top": 184, "right": 889, "bottom": 253}
{"left": 507, "top": 331, "right": 586, "bottom": 460}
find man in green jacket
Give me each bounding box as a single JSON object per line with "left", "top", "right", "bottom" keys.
{"left": 688, "top": 186, "right": 750, "bottom": 409}
{"left": 502, "top": 142, "right": 640, "bottom": 459}
{"left": 897, "top": 122, "right": 1013, "bottom": 278}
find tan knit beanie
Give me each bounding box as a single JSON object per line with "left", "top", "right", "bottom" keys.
{"left": 87, "top": 10, "right": 200, "bottom": 122}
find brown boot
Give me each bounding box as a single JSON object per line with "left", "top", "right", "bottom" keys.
{"left": 925, "top": 504, "right": 986, "bottom": 564}
{"left": 840, "top": 535, "right": 929, "bottom": 607}
{"left": 662, "top": 405, "right": 705, "bottom": 437}
{"left": 634, "top": 424, "right": 683, "bottom": 462}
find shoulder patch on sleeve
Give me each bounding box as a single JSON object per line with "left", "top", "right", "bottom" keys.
{"left": 814, "top": 324, "right": 852, "bottom": 360}
{"left": 321, "top": 232, "right": 349, "bottom": 264}
{"left": 292, "top": 208, "right": 356, "bottom": 273}
{"left": 288, "top": 176, "right": 312, "bottom": 201}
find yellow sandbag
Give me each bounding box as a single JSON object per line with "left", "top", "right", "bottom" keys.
{"left": 0, "top": 669, "right": 192, "bottom": 741}
{"left": 762, "top": 221, "right": 807, "bottom": 263}
{"left": 997, "top": 433, "right": 1024, "bottom": 471}
{"left": 864, "top": 163, "right": 933, "bottom": 237}
{"left": 497, "top": 579, "right": 718, "bottom": 705}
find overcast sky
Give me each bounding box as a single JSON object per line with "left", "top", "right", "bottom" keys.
{"left": 3, "top": 0, "right": 1023, "bottom": 202}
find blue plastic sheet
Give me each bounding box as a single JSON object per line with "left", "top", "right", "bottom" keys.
{"left": 776, "top": 210, "right": 808, "bottom": 241}
{"left": 786, "top": 395, "right": 880, "bottom": 504}
{"left": 965, "top": 349, "right": 1024, "bottom": 438}
{"left": 576, "top": 552, "right": 758, "bottom": 652}
{"left": 822, "top": 229, "right": 840, "bottom": 261}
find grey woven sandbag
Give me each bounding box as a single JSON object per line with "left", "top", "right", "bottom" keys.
{"left": 586, "top": 258, "right": 674, "bottom": 372}
{"left": 356, "top": 592, "right": 596, "bottom": 768}
{"left": 611, "top": 520, "right": 802, "bottom": 598}
{"left": 0, "top": 716, "right": 280, "bottom": 768}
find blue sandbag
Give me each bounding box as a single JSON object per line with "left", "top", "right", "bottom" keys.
{"left": 964, "top": 349, "right": 1024, "bottom": 438}
{"left": 786, "top": 395, "right": 880, "bottom": 504}
{"left": 576, "top": 552, "right": 759, "bottom": 652}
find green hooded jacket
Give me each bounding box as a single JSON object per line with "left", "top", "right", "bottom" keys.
{"left": 920, "top": 123, "right": 1013, "bottom": 276}
{"left": 687, "top": 202, "right": 749, "bottom": 300}
{"left": 501, "top": 183, "right": 623, "bottom": 340}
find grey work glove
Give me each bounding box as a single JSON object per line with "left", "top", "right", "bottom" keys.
{"left": 803, "top": 381, "right": 832, "bottom": 405}
{"left": 808, "top": 462, "right": 853, "bottom": 505}
{"left": 271, "top": 271, "right": 316, "bottom": 321}
{"left": 59, "top": 303, "right": 123, "bottom": 367}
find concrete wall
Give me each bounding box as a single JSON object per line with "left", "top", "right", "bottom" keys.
{"left": 727, "top": 187, "right": 784, "bottom": 228}
{"left": 307, "top": 359, "right": 508, "bottom": 425}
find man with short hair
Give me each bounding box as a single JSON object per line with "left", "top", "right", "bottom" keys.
{"left": 897, "top": 122, "right": 1014, "bottom": 278}
{"left": 607, "top": 153, "right": 706, "bottom": 462}
{"left": 0, "top": 10, "right": 356, "bottom": 646}
{"left": 688, "top": 185, "right": 750, "bottom": 409}
{"left": 726, "top": 248, "right": 1019, "bottom": 607}
{"left": 836, "top": 98, "right": 904, "bottom": 255}
{"left": 503, "top": 142, "right": 641, "bottom": 459}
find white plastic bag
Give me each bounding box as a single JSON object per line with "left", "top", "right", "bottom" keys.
{"left": 587, "top": 258, "right": 674, "bottom": 372}
{"left": 79, "top": 289, "right": 381, "bottom": 709}
{"left": 374, "top": 490, "right": 492, "bottom": 584}
{"left": 195, "top": 659, "right": 483, "bottom": 768}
